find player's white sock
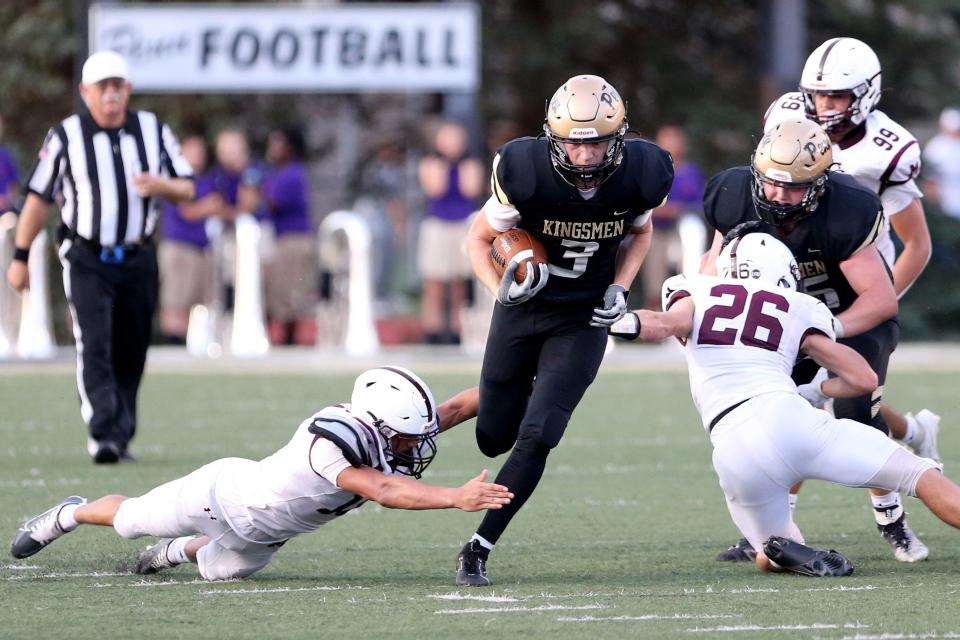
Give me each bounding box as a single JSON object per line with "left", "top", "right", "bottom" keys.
{"left": 57, "top": 503, "right": 81, "bottom": 532}
{"left": 470, "top": 534, "right": 494, "bottom": 552}
{"left": 166, "top": 537, "right": 193, "bottom": 565}
{"left": 788, "top": 493, "right": 798, "bottom": 512}
{"left": 902, "top": 413, "right": 920, "bottom": 446}
{"left": 871, "top": 492, "right": 903, "bottom": 526}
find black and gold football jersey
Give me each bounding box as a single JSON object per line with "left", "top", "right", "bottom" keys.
{"left": 491, "top": 137, "right": 673, "bottom": 304}
{"left": 703, "top": 167, "right": 885, "bottom": 313}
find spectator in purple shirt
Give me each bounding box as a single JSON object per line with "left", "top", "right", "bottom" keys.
{"left": 158, "top": 135, "right": 220, "bottom": 343}
{"left": 417, "top": 121, "right": 484, "bottom": 345}
{"left": 260, "top": 126, "right": 316, "bottom": 346}
{"left": 640, "top": 124, "right": 706, "bottom": 309}
{"left": 0, "top": 116, "right": 19, "bottom": 213}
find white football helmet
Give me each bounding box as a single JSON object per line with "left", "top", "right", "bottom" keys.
{"left": 717, "top": 232, "right": 801, "bottom": 291}
{"left": 799, "top": 37, "right": 881, "bottom": 135}
{"left": 351, "top": 366, "right": 439, "bottom": 477}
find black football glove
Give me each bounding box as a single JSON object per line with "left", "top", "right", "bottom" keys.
{"left": 497, "top": 261, "right": 549, "bottom": 306}
{"left": 590, "top": 284, "right": 629, "bottom": 327}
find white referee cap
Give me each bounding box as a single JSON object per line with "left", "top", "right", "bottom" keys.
{"left": 82, "top": 51, "right": 129, "bottom": 85}
{"left": 940, "top": 107, "right": 960, "bottom": 133}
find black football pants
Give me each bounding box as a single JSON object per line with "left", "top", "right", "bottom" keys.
{"left": 60, "top": 240, "right": 158, "bottom": 450}
{"left": 474, "top": 299, "right": 607, "bottom": 545}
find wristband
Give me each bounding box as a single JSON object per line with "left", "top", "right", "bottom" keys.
{"left": 12, "top": 247, "right": 29, "bottom": 263}
{"left": 833, "top": 317, "right": 845, "bottom": 339}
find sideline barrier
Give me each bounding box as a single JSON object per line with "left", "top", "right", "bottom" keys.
{"left": 317, "top": 210, "right": 379, "bottom": 357}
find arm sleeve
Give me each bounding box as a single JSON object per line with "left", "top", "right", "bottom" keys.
{"left": 662, "top": 273, "right": 692, "bottom": 311}
{"left": 483, "top": 194, "right": 520, "bottom": 231}
{"left": 309, "top": 437, "right": 354, "bottom": 486}
{"left": 159, "top": 123, "right": 193, "bottom": 179}
{"left": 25, "top": 128, "right": 65, "bottom": 202}
{"left": 879, "top": 141, "right": 923, "bottom": 215}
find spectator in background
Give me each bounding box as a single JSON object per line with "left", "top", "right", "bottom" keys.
{"left": 0, "top": 116, "right": 19, "bottom": 213}
{"left": 923, "top": 107, "right": 960, "bottom": 220}
{"left": 417, "top": 121, "right": 484, "bottom": 345}
{"left": 261, "top": 126, "right": 316, "bottom": 346}
{"left": 356, "top": 139, "right": 411, "bottom": 303}
{"left": 640, "top": 124, "right": 705, "bottom": 309}
{"left": 158, "top": 135, "right": 220, "bottom": 344}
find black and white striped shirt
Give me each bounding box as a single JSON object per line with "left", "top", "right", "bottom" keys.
{"left": 26, "top": 110, "right": 192, "bottom": 247}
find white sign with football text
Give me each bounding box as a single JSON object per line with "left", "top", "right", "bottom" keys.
{"left": 88, "top": 3, "right": 479, "bottom": 92}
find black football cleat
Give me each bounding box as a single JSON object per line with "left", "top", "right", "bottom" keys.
{"left": 762, "top": 535, "right": 854, "bottom": 577}
{"left": 716, "top": 537, "right": 757, "bottom": 562}
{"left": 455, "top": 540, "right": 491, "bottom": 587}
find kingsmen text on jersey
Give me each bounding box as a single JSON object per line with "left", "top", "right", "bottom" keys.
{"left": 764, "top": 92, "right": 922, "bottom": 267}
{"left": 703, "top": 167, "right": 884, "bottom": 313}
{"left": 663, "top": 274, "right": 835, "bottom": 432}
{"left": 484, "top": 137, "right": 674, "bottom": 305}
{"left": 25, "top": 110, "right": 192, "bottom": 247}
{"left": 213, "top": 405, "right": 390, "bottom": 544}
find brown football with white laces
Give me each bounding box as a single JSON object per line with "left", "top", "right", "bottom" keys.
{"left": 490, "top": 228, "right": 548, "bottom": 284}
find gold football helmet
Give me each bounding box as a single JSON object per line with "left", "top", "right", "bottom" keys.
{"left": 751, "top": 118, "right": 833, "bottom": 226}
{"left": 543, "top": 75, "right": 628, "bottom": 187}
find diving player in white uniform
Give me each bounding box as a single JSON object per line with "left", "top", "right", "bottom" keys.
{"left": 610, "top": 232, "right": 960, "bottom": 576}
{"left": 9, "top": 367, "right": 513, "bottom": 581}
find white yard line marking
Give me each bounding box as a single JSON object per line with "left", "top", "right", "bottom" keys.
{"left": 200, "top": 585, "right": 368, "bottom": 595}
{"left": 688, "top": 622, "right": 869, "bottom": 633}
{"left": 428, "top": 593, "right": 520, "bottom": 602}
{"left": 434, "top": 604, "right": 606, "bottom": 615}
{"left": 1, "top": 564, "right": 41, "bottom": 570}
{"left": 5, "top": 571, "right": 129, "bottom": 580}
{"left": 840, "top": 634, "right": 960, "bottom": 640}
{"left": 559, "top": 613, "right": 742, "bottom": 622}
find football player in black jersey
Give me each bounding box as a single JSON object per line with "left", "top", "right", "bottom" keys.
{"left": 454, "top": 75, "right": 674, "bottom": 586}
{"left": 701, "top": 119, "right": 929, "bottom": 564}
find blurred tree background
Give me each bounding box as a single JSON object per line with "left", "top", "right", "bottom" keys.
{"left": 1, "top": 0, "right": 959, "bottom": 339}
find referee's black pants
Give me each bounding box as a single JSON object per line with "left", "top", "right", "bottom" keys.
{"left": 59, "top": 239, "right": 158, "bottom": 450}
{"left": 474, "top": 298, "right": 607, "bottom": 545}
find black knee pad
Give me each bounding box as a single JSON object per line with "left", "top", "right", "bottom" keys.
{"left": 476, "top": 426, "right": 515, "bottom": 458}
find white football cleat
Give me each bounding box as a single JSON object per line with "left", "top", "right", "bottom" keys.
{"left": 878, "top": 513, "right": 929, "bottom": 562}
{"left": 10, "top": 496, "right": 87, "bottom": 559}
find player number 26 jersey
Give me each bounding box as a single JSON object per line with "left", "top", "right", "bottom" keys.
{"left": 663, "top": 274, "right": 835, "bottom": 432}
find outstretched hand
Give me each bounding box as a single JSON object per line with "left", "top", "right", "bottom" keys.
{"left": 455, "top": 469, "right": 513, "bottom": 512}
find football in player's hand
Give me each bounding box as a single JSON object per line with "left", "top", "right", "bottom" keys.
{"left": 490, "top": 229, "right": 548, "bottom": 283}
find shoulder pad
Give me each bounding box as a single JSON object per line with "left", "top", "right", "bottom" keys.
{"left": 307, "top": 408, "right": 375, "bottom": 468}
{"left": 491, "top": 137, "right": 543, "bottom": 206}
{"left": 763, "top": 92, "right": 806, "bottom": 133}
{"left": 703, "top": 167, "right": 753, "bottom": 232}
{"left": 661, "top": 274, "right": 690, "bottom": 311}
{"left": 623, "top": 139, "right": 674, "bottom": 207}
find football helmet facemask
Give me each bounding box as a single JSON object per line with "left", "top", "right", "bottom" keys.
{"left": 543, "top": 74, "right": 628, "bottom": 188}
{"left": 751, "top": 118, "right": 833, "bottom": 227}
{"left": 799, "top": 37, "right": 882, "bottom": 136}
{"left": 350, "top": 366, "right": 439, "bottom": 478}
{"left": 717, "top": 232, "right": 801, "bottom": 292}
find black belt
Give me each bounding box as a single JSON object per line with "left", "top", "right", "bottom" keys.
{"left": 708, "top": 398, "right": 750, "bottom": 433}
{"left": 60, "top": 226, "right": 151, "bottom": 264}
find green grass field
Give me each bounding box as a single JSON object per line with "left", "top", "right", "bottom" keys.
{"left": 1, "top": 366, "right": 957, "bottom": 639}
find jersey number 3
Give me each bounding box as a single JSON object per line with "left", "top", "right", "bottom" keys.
{"left": 698, "top": 284, "right": 789, "bottom": 351}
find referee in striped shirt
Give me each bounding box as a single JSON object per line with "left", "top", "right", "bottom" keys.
{"left": 6, "top": 51, "right": 195, "bottom": 464}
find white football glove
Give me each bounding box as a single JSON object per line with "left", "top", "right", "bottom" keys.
{"left": 497, "top": 260, "right": 549, "bottom": 306}
{"left": 796, "top": 367, "right": 830, "bottom": 407}
{"left": 590, "top": 284, "right": 629, "bottom": 327}
{"left": 608, "top": 311, "right": 641, "bottom": 340}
